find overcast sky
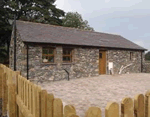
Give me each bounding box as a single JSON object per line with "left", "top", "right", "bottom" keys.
{"left": 55, "top": 0, "right": 150, "bottom": 52}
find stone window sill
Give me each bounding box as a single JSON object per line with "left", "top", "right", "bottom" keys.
{"left": 62, "top": 63, "right": 75, "bottom": 65}
{"left": 41, "top": 63, "right": 57, "bottom": 65}
{"left": 41, "top": 63, "right": 75, "bottom": 65}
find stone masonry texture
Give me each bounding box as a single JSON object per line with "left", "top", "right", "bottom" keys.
{"left": 9, "top": 29, "right": 149, "bottom": 82}
{"left": 27, "top": 44, "right": 99, "bottom": 82}
{"left": 143, "top": 61, "right": 150, "bottom": 73}
{"left": 107, "top": 50, "right": 143, "bottom": 74}
{"left": 9, "top": 29, "right": 27, "bottom": 77}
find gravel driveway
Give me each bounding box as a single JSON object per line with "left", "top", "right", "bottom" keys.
{"left": 39, "top": 73, "right": 150, "bottom": 117}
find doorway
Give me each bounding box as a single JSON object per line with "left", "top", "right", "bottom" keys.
{"left": 99, "top": 51, "right": 106, "bottom": 74}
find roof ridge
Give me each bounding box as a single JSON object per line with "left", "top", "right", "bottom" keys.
{"left": 17, "top": 20, "right": 120, "bottom": 36}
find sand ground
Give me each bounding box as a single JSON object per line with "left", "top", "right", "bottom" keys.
{"left": 39, "top": 73, "right": 150, "bottom": 117}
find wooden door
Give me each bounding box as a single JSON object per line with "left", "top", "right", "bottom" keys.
{"left": 99, "top": 51, "right": 106, "bottom": 74}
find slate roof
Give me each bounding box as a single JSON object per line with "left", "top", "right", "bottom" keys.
{"left": 16, "top": 20, "right": 146, "bottom": 50}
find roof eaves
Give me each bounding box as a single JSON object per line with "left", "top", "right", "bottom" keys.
{"left": 23, "top": 41, "right": 147, "bottom": 51}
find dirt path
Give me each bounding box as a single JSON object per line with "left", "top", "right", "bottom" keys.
{"left": 39, "top": 73, "right": 150, "bottom": 117}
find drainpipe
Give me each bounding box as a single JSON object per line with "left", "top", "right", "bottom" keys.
{"left": 141, "top": 51, "right": 143, "bottom": 73}
{"left": 14, "top": 0, "right": 19, "bottom": 71}
{"left": 14, "top": 15, "right": 16, "bottom": 71}
{"left": 27, "top": 44, "right": 29, "bottom": 80}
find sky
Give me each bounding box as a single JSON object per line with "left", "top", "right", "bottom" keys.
{"left": 54, "top": 0, "right": 150, "bottom": 52}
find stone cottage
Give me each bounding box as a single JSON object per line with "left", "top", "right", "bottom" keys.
{"left": 9, "top": 20, "right": 147, "bottom": 81}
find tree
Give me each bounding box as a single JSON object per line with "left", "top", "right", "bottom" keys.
{"left": 0, "top": 0, "right": 65, "bottom": 63}
{"left": 62, "top": 12, "right": 94, "bottom": 31}
{"left": 0, "top": 0, "right": 12, "bottom": 63}
{"left": 145, "top": 51, "right": 150, "bottom": 61}
{"left": 5, "top": 0, "right": 65, "bottom": 25}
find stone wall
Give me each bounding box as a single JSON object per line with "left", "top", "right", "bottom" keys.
{"left": 28, "top": 44, "right": 99, "bottom": 82}
{"left": 9, "top": 30, "right": 27, "bottom": 77}
{"left": 107, "top": 50, "right": 143, "bottom": 74}
{"left": 143, "top": 61, "right": 150, "bottom": 73}
{"left": 27, "top": 45, "right": 144, "bottom": 82}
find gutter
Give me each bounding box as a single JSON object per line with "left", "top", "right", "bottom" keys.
{"left": 23, "top": 41, "right": 147, "bottom": 51}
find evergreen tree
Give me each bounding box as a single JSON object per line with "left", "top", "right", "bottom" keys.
{"left": 62, "top": 12, "right": 94, "bottom": 31}
{"left": 0, "top": 0, "right": 65, "bottom": 63}
{"left": 0, "top": 0, "right": 12, "bottom": 63}
{"left": 5, "top": 0, "right": 65, "bottom": 25}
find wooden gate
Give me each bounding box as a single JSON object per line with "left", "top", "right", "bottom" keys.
{"left": 0, "top": 64, "right": 78, "bottom": 117}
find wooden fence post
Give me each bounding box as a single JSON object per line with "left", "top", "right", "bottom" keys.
{"left": 8, "top": 83, "right": 16, "bottom": 117}
{"left": 28, "top": 81, "right": 32, "bottom": 114}
{"left": 7, "top": 70, "right": 17, "bottom": 117}
{"left": 47, "top": 93, "right": 54, "bottom": 117}
{"left": 33, "top": 85, "right": 42, "bottom": 117}
{"left": 26, "top": 80, "right": 29, "bottom": 111}
{"left": 105, "top": 102, "right": 119, "bottom": 117}
{"left": 66, "top": 113, "right": 79, "bottom": 117}
{"left": 16, "top": 71, "right": 21, "bottom": 117}
{"left": 85, "top": 107, "right": 101, "bottom": 117}
{"left": 2, "top": 65, "right": 8, "bottom": 117}
{"left": 2, "top": 73, "right": 7, "bottom": 116}
{"left": 134, "top": 94, "right": 144, "bottom": 117}
{"left": 64, "top": 105, "right": 77, "bottom": 117}
{"left": 0, "top": 66, "right": 3, "bottom": 111}
{"left": 41, "top": 90, "right": 48, "bottom": 117}
{"left": 53, "top": 98, "right": 63, "bottom": 117}
{"left": 38, "top": 86, "right": 42, "bottom": 117}
{"left": 0, "top": 65, "right": 4, "bottom": 116}
{"left": 145, "top": 90, "right": 150, "bottom": 117}
{"left": 17, "top": 75, "right": 23, "bottom": 117}
{"left": 121, "top": 97, "right": 134, "bottom": 117}
{"left": 7, "top": 69, "right": 11, "bottom": 115}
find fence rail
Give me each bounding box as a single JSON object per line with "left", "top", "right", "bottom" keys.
{"left": 0, "top": 63, "right": 150, "bottom": 117}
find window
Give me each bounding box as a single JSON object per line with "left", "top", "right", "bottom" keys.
{"left": 42, "top": 48, "right": 55, "bottom": 63}
{"left": 130, "top": 52, "right": 133, "bottom": 60}
{"left": 63, "top": 48, "right": 73, "bottom": 62}
{"left": 99, "top": 53, "right": 102, "bottom": 58}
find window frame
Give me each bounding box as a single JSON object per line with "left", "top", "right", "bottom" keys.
{"left": 99, "top": 53, "right": 102, "bottom": 59}
{"left": 42, "top": 47, "right": 55, "bottom": 63}
{"left": 62, "top": 48, "right": 73, "bottom": 63}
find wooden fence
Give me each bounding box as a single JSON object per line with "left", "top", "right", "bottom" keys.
{"left": 0, "top": 63, "right": 150, "bottom": 117}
